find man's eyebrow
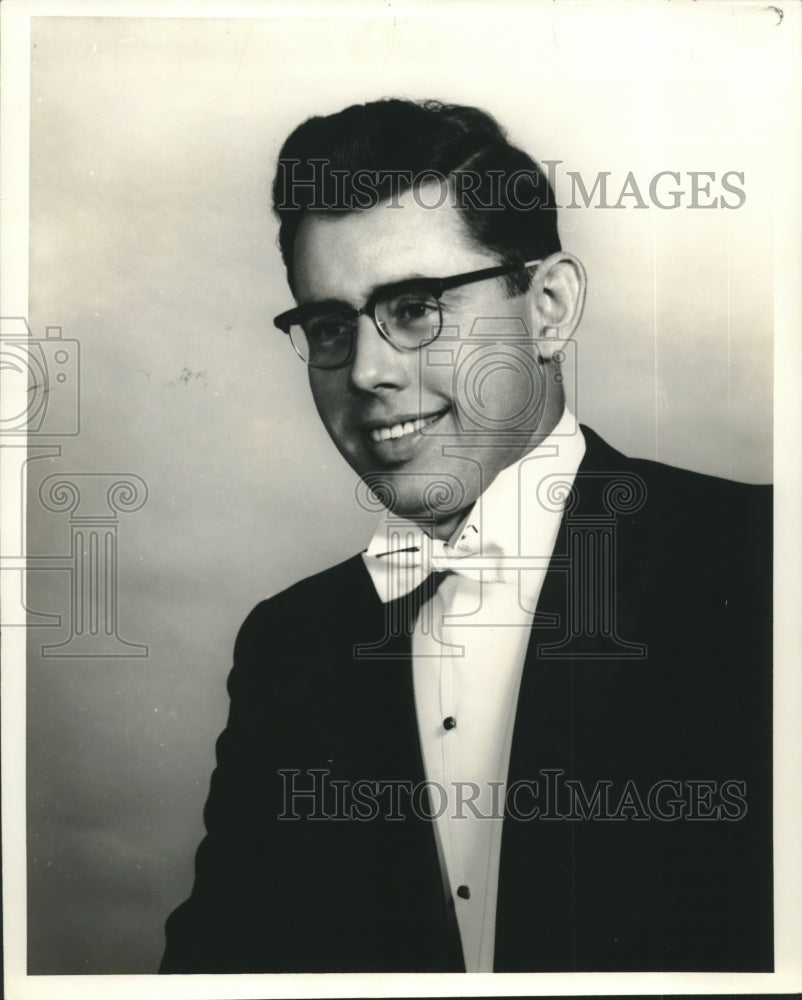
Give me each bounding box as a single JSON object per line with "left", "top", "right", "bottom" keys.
{"left": 297, "top": 273, "right": 436, "bottom": 310}
{"left": 295, "top": 294, "right": 354, "bottom": 311}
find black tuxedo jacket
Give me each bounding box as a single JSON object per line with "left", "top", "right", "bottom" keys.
{"left": 161, "top": 426, "right": 773, "bottom": 973}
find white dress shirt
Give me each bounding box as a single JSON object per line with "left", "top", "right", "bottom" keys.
{"left": 363, "top": 410, "right": 585, "bottom": 971}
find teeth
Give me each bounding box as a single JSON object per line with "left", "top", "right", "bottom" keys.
{"left": 370, "top": 414, "right": 439, "bottom": 443}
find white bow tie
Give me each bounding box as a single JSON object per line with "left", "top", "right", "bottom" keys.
{"left": 366, "top": 525, "right": 508, "bottom": 602}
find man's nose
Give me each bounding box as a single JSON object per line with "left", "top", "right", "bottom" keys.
{"left": 348, "top": 315, "right": 411, "bottom": 392}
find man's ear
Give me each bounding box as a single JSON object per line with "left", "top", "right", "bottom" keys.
{"left": 528, "top": 252, "right": 587, "bottom": 359}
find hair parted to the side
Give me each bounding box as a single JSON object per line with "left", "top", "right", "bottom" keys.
{"left": 271, "top": 98, "right": 561, "bottom": 296}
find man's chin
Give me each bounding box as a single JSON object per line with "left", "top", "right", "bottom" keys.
{"left": 360, "top": 469, "right": 475, "bottom": 527}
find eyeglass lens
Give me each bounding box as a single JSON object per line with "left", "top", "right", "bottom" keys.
{"left": 290, "top": 284, "right": 443, "bottom": 368}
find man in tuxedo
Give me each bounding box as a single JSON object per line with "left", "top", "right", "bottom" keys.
{"left": 160, "top": 99, "right": 772, "bottom": 974}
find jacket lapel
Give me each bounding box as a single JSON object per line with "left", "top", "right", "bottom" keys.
{"left": 495, "top": 426, "right": 642, "bottom": 970}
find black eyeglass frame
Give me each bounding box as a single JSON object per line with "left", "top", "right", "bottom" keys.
{"left": 273, "top": 258, "right": 542, "bottom": 370}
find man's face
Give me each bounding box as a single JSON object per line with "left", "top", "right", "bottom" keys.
{"left": 292, "top": 187, "right": 550, "bottom": 534}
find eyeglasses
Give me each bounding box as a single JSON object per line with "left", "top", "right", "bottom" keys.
{"left": 273, "top": 259, "right": 541, "bottom": 370}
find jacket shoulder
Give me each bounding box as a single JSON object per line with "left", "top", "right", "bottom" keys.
{"left": 579, "top": 424, "right": 772, "bottom": 517}
{"left": 233, "top": 552, "right": 375, "bottom": 659}
{"left": 576, "top": 425, "right": 772, "bottom": 583}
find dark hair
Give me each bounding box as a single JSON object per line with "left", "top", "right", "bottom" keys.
{"left": 271, "top": 98, "right": 561, "bottom": 296}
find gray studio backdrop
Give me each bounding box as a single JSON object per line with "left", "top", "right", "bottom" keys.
{"left": 24, "top": 13, "right": 774, "bottom": 974}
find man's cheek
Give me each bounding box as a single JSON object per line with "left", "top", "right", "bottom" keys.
{"left": 445, "top": 342, "right": 543, "bottom": 436}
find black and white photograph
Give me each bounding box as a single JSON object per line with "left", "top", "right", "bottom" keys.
{"left": 1, "top": 2, "right": 800, "bottom": 997}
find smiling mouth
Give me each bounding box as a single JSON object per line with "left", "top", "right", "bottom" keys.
{"left": 367, "top": 410, "right": 448, "bottom": 443}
